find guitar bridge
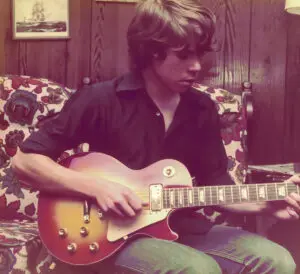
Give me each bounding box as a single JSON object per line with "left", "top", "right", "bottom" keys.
{"left": 150, "top": 184, "right": 163, "bottom": 211}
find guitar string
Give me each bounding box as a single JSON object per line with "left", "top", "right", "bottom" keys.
{"left": 135, "top": 188, "right": 297, "bottom": 197}
{"left": 134, "top": 185, "right": 297, "bottom": 203}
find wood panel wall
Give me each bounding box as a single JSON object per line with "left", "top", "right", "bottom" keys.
{"left": 0, "top": 0, "right": 300, "bottom": 164}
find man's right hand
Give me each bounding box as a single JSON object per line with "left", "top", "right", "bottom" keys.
{"left": 94, "top": 180, "right": 144, "bottom": 218}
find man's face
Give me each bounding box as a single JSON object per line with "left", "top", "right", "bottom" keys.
{"left": 151, "top": 46, "right": 203, "bottom": 93}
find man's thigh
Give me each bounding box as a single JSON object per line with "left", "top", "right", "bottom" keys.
{"left": 105, "top": 237, "right": 221, "bottom": 274}
{"left": 179, "top": 225, "right": 296, "bottom": 274}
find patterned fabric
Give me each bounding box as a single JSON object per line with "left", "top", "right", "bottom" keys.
{"left": 0, "top": 76, "right": 247, "bottom": 273}
{"left": 0, "top": 75, "right": 73, "bottom": 222}
{"left": 192, "top": 83, "right": 246, "bottom": 186}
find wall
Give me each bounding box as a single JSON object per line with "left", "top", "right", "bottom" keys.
{"left": 0, "top": 0, "right": 300, "bottom": 164}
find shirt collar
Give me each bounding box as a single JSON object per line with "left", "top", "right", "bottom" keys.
{"left": 115, "top": 72, "right": 209, "bottom": 110}
{"left": 116, "top": 72, "right": 145, "bottom": 92}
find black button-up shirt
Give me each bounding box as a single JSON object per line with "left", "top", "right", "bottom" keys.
{"left": 20, "top": 72, "right": 233, "bottom": 187}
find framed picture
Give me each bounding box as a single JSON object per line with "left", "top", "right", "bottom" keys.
{"left": 12, "top": 0, "right": 70, "bottom": 40}
{"left": 95, "top": 0, "right": 137, "bottom": 2}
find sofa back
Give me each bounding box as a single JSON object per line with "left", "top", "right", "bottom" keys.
{"left": 0, "top": 75, "right": 72, "bottom": 220}
{"left": 192, "top": 83, "right": 247, "bottom": 185}
{"left": 0, "top": 76, "right": 246, "bottom": 221}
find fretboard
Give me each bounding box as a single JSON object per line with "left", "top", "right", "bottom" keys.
{"left": 163, "top": 182, "right": 299, "bottom": 209}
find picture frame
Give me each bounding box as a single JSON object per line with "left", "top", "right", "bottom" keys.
{"left": 12, "top": 0, "right": 70, "bottom": 40}
{"left": 95, "top": 0, "right": 137, "bottom": 2}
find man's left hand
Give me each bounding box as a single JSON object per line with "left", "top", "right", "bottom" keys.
{"left": 268, "top": 174, "right": 300, "bottom": 220}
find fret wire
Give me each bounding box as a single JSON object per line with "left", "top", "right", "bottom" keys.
{"left": 170, "top": 189, "right": 174, "bottom": 208}
{"left": 205, "top": 187, "right": 210, "bottom": 206}
{"left": 180, "top": 189, "right": 184, "bottom": 208}
{"left": 175, "top": 189, "right": 179, "bottom": 208}
{"left": 264, "top": 184, "right": 268, "bottom": 201}
{"left": 285, "top": 182, "right": 290, "bottom": 198}
{"left": 195, "top": 187, "right": 201, "bottom": 206}
{"left": 192, "top": 189, "right": 198, "bottom": 205}
{"left": 248, "top": 185, "right": 250, "bottom": 201}
{"left": 284, "top": 183, "right": 290, "bottom": 196}
{"left": 246, "top": 185, "right": 250, "bottom": 201}
{"left": 253, "top": 184, "right": 259, "bottom": 201}
{"left": 225, "top": 186, "right": 231, "bottom": 204}
{"left": 266, "top": 184, "right": 274, "bottom": 201}
{"left": 216, "top": 186, "right": 220, "bottom": 204}
{"left": 199, "top": 187, "right": 202, "bottom": 206}
{"left": 248, "top": 185, "right": 256, "bottom": 202}
{"left": 211, "top": 186, "right": 215, "bottom": 205}
{"left": 181, "top": 189, "right": 185, "bottom": 208}
{"left": 163, "top": 189, "right": 167, "bottom": 208}
{"left": 187, "top": 188, "right": 191, "bottom": 206}
{"left": 194, "top": 189, "right": 197, "bottom": 206}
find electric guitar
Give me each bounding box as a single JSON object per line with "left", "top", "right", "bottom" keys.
{"left": 38, "top": 152, "right": 298, "bottom": 266}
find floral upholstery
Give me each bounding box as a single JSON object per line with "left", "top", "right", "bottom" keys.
{"left": 0, "top": 76, "right": 247, "bottom": 273}
{"left": 192, "top": 83, "right": 246, "bottom": 186}
{"left": 0, "top": 76, "right": 73, "bottom": 221}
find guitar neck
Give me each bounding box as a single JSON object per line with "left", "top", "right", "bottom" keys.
{"left": 163, "top": 182, "right": 299, "bottom": 209}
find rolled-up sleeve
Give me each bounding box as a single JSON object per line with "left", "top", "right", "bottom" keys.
{"left": 19, "top": 86, "right": 101, "bottom": 160}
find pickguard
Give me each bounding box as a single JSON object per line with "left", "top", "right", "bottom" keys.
{"left": 107, "top": 209, "right": 170, "bottom": 242}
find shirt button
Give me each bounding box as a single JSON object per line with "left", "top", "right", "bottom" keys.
{"left": 156, "top": 112, "right": 161, "bottom": 117}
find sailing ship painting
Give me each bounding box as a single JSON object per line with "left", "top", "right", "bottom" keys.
{"left": 13, "top": 0, "right": 69, "bottom": 39}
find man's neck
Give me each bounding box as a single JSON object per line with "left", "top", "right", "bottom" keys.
{"left": 142, "top": 69, "right": 180, "bottom": 112}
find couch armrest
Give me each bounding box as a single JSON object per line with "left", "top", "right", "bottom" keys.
{"left": 242, "top": 81, "right": 254, "bottom": 121}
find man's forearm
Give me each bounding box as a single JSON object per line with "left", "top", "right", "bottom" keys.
{"left": 12, "top": 150, "right": 98, "bottom": 198}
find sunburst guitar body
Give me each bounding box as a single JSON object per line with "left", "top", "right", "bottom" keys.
{"left": 38, "top": 152, "right": 190, "bottom": 265}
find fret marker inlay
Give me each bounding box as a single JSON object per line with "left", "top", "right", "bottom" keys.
{"left": 241, "top": 187, "right": 248, "bottom": 200}
{"left": 188, "top": 189, "right": 193, "bottom": 204}
{"left": 199, "top": 189, "right": 205, "bottom": 203}
{"left": 258, "top": 186, "right": 266, "bottom": 199}
{"left": 218, "top": 187, "right": 225, "bottom": 202}
{"left": 278, "top": 186, "right": 286, "bottom": 197}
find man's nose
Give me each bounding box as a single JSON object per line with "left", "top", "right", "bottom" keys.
{"left": 188, "top": 59, "right": 202, "bottom": 72}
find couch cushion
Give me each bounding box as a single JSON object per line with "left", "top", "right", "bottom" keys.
{"left": 0, "top": 220, "right": 38, "bottom": 246}
{"left": 0, "top": 220, "right": 40, "bottom": 274}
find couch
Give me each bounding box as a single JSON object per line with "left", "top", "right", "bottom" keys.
{"left": 0, "top": 75, "right": 251, "bottom": 273}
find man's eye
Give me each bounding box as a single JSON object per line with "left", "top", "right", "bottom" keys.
{"left": 176, "top": 51, "right": 190, "bottom": 60}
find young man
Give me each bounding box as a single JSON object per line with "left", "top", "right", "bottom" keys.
{"left": 12, "top": 0, "right": 299, "bottom": 273}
